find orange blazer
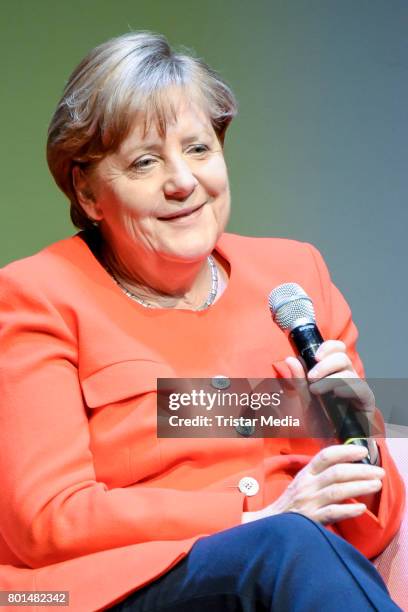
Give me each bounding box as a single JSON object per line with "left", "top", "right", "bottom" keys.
{"left": 0, "top": 232, "right": 404, "bottom": 611}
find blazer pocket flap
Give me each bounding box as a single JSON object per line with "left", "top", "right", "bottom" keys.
{"left": 82, "top": 360, "right": 175, "bottom": 408}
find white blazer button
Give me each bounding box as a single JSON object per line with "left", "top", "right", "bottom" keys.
{"left": 211, "top": 375, "right": 230, "bottom": 390}
{"left": 238, "top": 476, "right": 260, "bottom": 497}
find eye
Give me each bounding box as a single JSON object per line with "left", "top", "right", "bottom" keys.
{"left": 187, "top": 144, "right": 210, "bottom": 156}
{"left": 131, "top": 156, "right": 157, "bottom": 173}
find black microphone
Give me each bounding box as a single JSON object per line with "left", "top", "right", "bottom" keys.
{"left": 268, "top": 282, "right": 375, "bottom": 465}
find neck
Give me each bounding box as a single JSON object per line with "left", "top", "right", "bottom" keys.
{"left": 98, "top": 238, "right": 218, "bottom": 310}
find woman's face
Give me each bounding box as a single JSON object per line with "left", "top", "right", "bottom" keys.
{"left": 84, "top": 92, "right": 231, "bottom": 266}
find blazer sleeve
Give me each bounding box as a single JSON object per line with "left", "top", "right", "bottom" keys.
{"left": 307, "top": 243, "right": 406, "bottom": 558}
{"left": 0, "top": 269, "right": 244, "bottom": 569}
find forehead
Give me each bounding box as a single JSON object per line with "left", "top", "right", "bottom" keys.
{"left": 117, "top": 90, "right": 215, "bottom": 157}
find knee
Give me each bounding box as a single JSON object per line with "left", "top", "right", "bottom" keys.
{"left": 244, "top": 511, "right": 321, "bottom": 547}
{"left": 192, "top": 512, "right": 329, "bottom": 575}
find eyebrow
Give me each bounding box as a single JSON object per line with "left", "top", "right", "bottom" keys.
{"left": 122, "top": 129, "right": 215, "bottom": 157}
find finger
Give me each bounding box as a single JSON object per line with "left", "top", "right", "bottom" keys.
{"left": 317, "top": 463, "right": 385, "bottom": 487}
{"left": 308, "top": 444, "right": 370, "bottom": 475}
{"left": 312, "top": 503, "right": 367, "bottom": 525}
{"left": 309, "top": 376, "right": 366, "bottom": 397}
{"left": 315, "top": 340, "right": 346, "bottom": 360}
{"left": 327, "top": 379, "right": 376, "bottom": 412}
{"left": 285, "top": 356, "right": 306, "bottom": 378}
{"left": 308, "top": 352, "right": 352, "bottom": 380}
{"left": 284, "top": 357, "right": 312, "bottom": 406}
{"left": 309, "top": 377, "right": 356, "bottom": 395}
{"left": 319, "top": 478, "right": 383, "bottom": 505}
{"left": 308, "top": 377, "right": 376, "bottom": 413}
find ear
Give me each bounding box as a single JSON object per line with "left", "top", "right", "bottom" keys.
{"left": 72, "top": 165, "right": 104, "bottom": 222}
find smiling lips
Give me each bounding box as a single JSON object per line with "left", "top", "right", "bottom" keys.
{"left": 157, "top": 202, "right": 206, "bottom": 221}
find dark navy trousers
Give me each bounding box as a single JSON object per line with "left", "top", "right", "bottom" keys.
{"left": 108, "top": 513, "right": 401, "bottom": 611}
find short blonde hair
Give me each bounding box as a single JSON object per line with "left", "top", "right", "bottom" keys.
{"left": 46, "top": 31, "right": 238, "bottom": 230}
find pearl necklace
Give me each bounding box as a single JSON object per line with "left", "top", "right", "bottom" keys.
{"left": 109, "top": 255, "right": 219, "bottom": 311}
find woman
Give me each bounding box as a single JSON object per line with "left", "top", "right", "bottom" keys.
{"left": 0, "top": 31, "right": 404, "bottom": 611}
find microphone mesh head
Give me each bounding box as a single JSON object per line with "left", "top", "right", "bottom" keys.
{"left": 268, "top": 283, "right": 316, "bottom": 330}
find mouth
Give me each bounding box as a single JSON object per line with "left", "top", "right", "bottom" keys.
{"left": 157, "top": 202, "right": 206, "bottom": 221}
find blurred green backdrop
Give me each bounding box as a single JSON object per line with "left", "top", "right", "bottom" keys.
{"left": 1, "top": 1, "right": 408, "bottom": 391}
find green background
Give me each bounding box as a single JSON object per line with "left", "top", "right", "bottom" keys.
{"left": 1, "top": 1, "right": 407, "bottom": 391}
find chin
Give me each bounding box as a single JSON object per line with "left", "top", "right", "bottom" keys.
{"left": 160, "top": 235, "right": 219, "bottom": 264}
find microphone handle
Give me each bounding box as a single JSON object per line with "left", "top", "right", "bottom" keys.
{"left": 289, "top": 323, "right": 371, "bottom": 464}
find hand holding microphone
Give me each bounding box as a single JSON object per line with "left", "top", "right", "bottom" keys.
{"left": 286, "top": 339, "right": 375, "bottom": 411}
{"left": 240, "top": 283, "right": 385, "bottom": 526}
{"left": 268, "top": 283, "right": 379, "bottom": 465}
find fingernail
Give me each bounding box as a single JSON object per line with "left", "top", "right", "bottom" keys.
{"left": 308, "top": 367, "right": 319, "bottom": 379}
{"left": 354, "top": 446, "right": 369, "bottom": 455}
{"left": 315, "top": 347, "right": 324, "bottom": 359}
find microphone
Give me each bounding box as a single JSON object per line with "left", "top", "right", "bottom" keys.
{"left": 268, "top": 282, "right": 374, "bottom": 465}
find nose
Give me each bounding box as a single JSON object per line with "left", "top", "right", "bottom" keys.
{"left": 163, "top": 158, "right": 199, "bottom": 200}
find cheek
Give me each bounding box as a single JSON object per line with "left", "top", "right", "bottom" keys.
{"left": 101, "top": 184, "right": 154, "bottom": 225}
{"left": 203, "top": 156, "right": 229, "bottom": 197}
